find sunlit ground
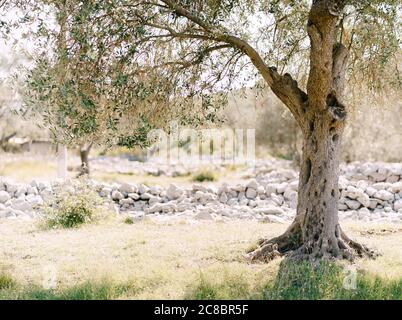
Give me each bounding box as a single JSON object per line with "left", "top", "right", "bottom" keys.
{"left": 0, "top": 218, "right": 401, "bottom": 299}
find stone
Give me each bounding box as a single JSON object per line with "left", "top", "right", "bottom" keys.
{"left": 149, "top": 186, "right": 162, "bottom": 196}
{"left": 271, "top": 194, "right": 284, "bottom": 206}
{"left": 246, "top": 179, "right": 259, "bottom": 190}
{"left": 261, "top": 215, "right": 286, "bottom": 224}
{"left": 99, "top": 187, "right": 112, "bottom": 197}
{"left": 276, "top": 183, "right": 288, "bottom": 194}
{"left": 374, "top": 190, "right": 393, "bottom": 201}
{"left": 356, "top": 193, "right": 370, "bottom": 208}
{"left": 194, "top": 211, "right": 213, "bottom": 220}
{"left": 0, "top": 191, "right": 11, "bottom": 204}
{"left": 138, "top": 184, "right": 150, "bottom": 195}
{"left": 265, "top": 184, "right": 277, "bottom": 195}
{"left": 26, "top": 195, "right": 44, "bottom": 207}
{"left": 289, "top": 180, "right": 299, "bottom": 191}
{"left": 386, "top": 175, "right": 399, "bottom": 183}
{"left": 345, "top": 186, "right": 365, "bottom": 200}
{"left": 120, "top": 198, "right": 134, "bottom": 206}
{"left": 372, "top": 182, "right": 391, "bottom": 190}
{"left": 128, "top": 193, "right": 140, "bottom": 200}
{"left": 219, "top": 192, "right": 228, "bottom": 203}
{"left": 111, "top": 190, "right": 124, "bottom": 201}
{"left": 284, "top": 189, "right": 297, "bottom": 201}
{"left": 365, "top": 187, "right": 377, "bottom": 197}
{"left": 140, "top": 192, "right": 152, "bottom": 200}
{"left": 394, "top": 199, "right": 402, "bottom": 211}
{"left": 254, "top": 206, "right": 285, "bottom": 216}
{"left": 119, "top": 183, "right": 137, "bottom": 194}
{"left": 248, "top": 200, "right": 257, "bottom": 208}
{"left": 149, "top": 196, "right": 162, "bottom": 206}
{"left": 345, "top": 199, "right": 361, "bottom": 210}
{"left": 390, "top": 182, "right": 402, "bottom": 193}
{"left": 166, "top": 183, "right": 183, "bottom": 200}
{"left": 245, "top": 188, "right": 257, "bottom": 199}
{"left": 358, "top": 207, "right": 370, "bottom": 219}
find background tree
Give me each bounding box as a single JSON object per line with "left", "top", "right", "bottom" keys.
{"left": 17, "top": 0, "right": 401, "bottom": 261}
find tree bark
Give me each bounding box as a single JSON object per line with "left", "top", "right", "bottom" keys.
{"left": 78, "top": 143, "right": 92, "bottom": 176}
{"left": 248, "top": 115, "right": 377, "bottom": 261}
{"left": 247, "top": 0, "right": 377, "bottom": 262}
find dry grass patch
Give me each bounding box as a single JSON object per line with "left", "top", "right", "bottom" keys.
{"left": 0, "top": 219, "right": 401, "bottom": 299}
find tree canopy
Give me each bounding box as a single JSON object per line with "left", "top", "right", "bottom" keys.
{"left": 2, "top": 0, "right": 399, "bottom": 147}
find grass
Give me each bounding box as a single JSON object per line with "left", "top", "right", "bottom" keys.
{"left": 0, "top": 160, "right": 60, "bottom": 182}
{"left": 0, "top": 219, "right": 401, "bottom": 300}
{"left": 1, "top": 261, "right": 400, "bottom": 300}
{"left": 192, "top": 171, "right": 217, "bottom": 182}
{"left": 187, "top": 261, "right": 402, "bottom": 300}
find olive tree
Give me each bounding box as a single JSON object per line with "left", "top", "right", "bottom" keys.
{"left": 19, "top": 0, "right": 401, "bottom": 261}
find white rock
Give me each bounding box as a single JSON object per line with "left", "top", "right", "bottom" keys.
{"left": 390, "top": 182, "right": 402, "bottom": 193}
{"left": 0, "top": 191, "right": 11, "bottom": 203}
{"left": 271, "top": 194, "right": 284, "bottom": 206}
{"left": 138, "top": 184, "right": 150, "bottom": 195}
{"left": 261, "top": 215, "right": 286, "bottom": 224}
{"left": 99, "top": 187, "right": 112, "bottom": 197}
{"left": 374, "top": 190, "right": 393, "bottom": 201}
{"left": 365, "top": 187, "right": 377, "bottom": 197}
{"left": 254, "top": 206, "right": 285, "bottom": 216}
{"left": 128, "top": 193, "right": 140, "bottom": 200}
{"left": 119, "top": 183, "right": 137, "bottom": 194}
{"left": 166, "top": 183, "right": 183, "bottom": 200}
{"left": 265, "top": 184, "right": 277, "bottom": 195}
{"left": 219, "top": 192, "right": 228, "bottom": 203}
{"left": 246, "top": 179, "right": 259, "bottom": 190}
{"left": 140, "top": 192, "right": 152, "bottom": 200}
{"left": 284, "top": 189, "right": 297, "bottom": 201}
{"left": 149, "top": 196, "right": 162, "bottom": 206}
{"left": 358, "top": 207, "right": 370, "bottom": 219}
{"left": 276, "top": 183, "right": 288, "bottom": 194}
{"left": 357, "top": 193, "right": 370, "bottom": 208}
{"left": 194, "top": 211, "right": 213, "bottom": 220}
{"left": 111, "top": 190, "right": 124, "bottom": 201}
{"left": 120, "top": 198, "right": 134, "bottom": 206}
{"left": 394, "top": 199, "right": 402, "bottom": 211}
{"left": 245, "top": 188, "right": 257, "bottom": 199}
{"left": 345, "top": 199, "right": 361, "bottom": 210}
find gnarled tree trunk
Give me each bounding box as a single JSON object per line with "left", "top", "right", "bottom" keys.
{"left": 248, "top": 0, "right": 377, "bottom": 262}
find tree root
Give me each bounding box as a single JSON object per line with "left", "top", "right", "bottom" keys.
{"left": 247, "top": 223, "right": 379, "bottom": 263}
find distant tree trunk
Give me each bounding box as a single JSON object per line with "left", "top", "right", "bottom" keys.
{"left": 78, "top": 143, "right": 92, "bottom": 176}
{"left": 0, "top": 132, "right": 17, "bottom": 151}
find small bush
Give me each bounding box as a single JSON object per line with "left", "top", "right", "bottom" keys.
{"left": 0, "top": 273, "right": 16, "bottom": 290}
{"left": 192, "top": 171, "right": 216, "bottom": 182}
{"left": 123, "top": 217, "right": 134, "bottom": 225}
{"left": 41, "top": 179, "right": 105, "bottom": 229}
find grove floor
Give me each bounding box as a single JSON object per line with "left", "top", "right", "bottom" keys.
{"left": 1, "top": 218, "right": 401, "bottom": 299}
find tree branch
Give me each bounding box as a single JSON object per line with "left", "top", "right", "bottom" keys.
{"left": 159, "top": 0, "right": 307, "bottom": 124}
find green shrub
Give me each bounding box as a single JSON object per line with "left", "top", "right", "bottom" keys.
{"left": 41, "top": 179, "right": 105, "bottom": 229}
{"left": 123, "top": 217, "right": 134, "bottom": 224}
{"left": 192, "top": 171, "right": 216, "bottom": 182}
{"left": 0, "top": 273, "right": 16, "bottom": 290}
